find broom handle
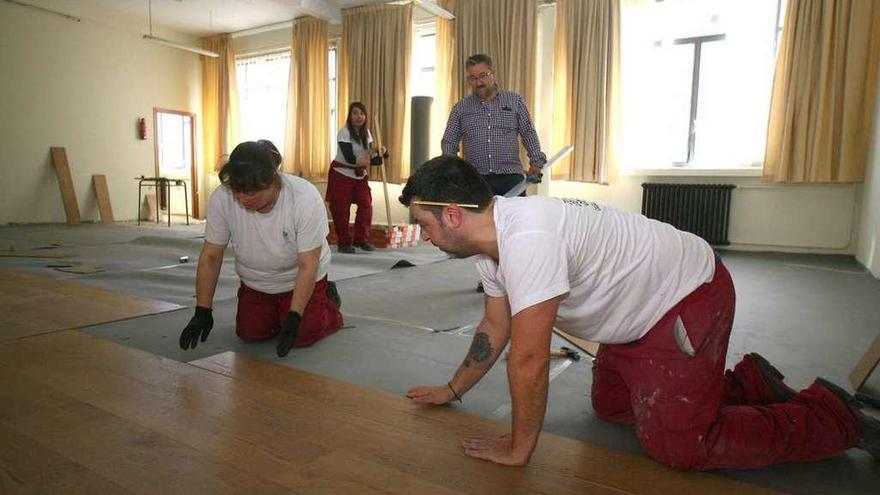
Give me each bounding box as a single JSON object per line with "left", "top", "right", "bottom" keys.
{"left": 372, "top": 115, "right": 393, "bottom": 231}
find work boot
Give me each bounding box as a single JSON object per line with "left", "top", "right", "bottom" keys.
{"left": 338, "top": 245, "right": 356, "bottom": 254}
{"left": 815, "top": 378, "right": 880, "bottom": 460}
{"left": 355, "top": 242, "right": 376, "bottom": 252}
{"left": 747, "top": 353, "right": 797, "bottom": 402}
{"left": 326, "top": 280, "right": 342, "bottom": 309}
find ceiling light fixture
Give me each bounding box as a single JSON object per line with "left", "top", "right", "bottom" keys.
{"left": 142, "top": 0, "right": 218, "bottom": 58}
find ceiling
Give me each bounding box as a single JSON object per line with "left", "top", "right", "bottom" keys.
{"left": 13, "top": 0, "right": 394, "bottom": 37}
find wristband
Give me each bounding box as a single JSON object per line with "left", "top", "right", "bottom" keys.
{"left": 447, "top": 381, "right": 462, "bottom": 402}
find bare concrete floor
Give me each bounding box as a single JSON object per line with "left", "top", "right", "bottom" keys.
{"left": 2, "top": 222, "right": 879, "bottom": 494}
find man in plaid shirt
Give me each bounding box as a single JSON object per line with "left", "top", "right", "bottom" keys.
{"left": 441, "top": 53, "right": 547, "bottom": 197}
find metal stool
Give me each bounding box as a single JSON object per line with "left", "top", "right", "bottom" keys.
{"left": 136, "top": 176, "right": 190, "bottom": 227}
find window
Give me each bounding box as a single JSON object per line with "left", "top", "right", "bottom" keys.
{"left": 411, "top": 24, "right": 437, "bottom": 98}
{"left": 235, "top": 51, "right": 291, "bottom": 153}
{"left": 621, "top": 0, "right": 783, "bottom": 169}
{"left": 329, "top": 47, "right": 338, "bottom": 159}
{"left": 155, "top": 111, "right": 193, "bottom": 180}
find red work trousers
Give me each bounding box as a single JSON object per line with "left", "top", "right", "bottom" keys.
{"left": 235, "top": 276, "right": 343, "bottom": 347}
{"left": 591, "top": 260, "right": 860, "bottom": 470}
{"left": 326, "top": 165, "right": 372, "bottom": 246}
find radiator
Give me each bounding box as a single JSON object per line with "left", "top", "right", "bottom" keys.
{"left": 641, "top": 183, "right": 735, "bottom": 245}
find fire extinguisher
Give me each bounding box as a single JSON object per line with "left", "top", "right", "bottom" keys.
{"left": 137, "top": 118, "right": 148, "bottom": 140}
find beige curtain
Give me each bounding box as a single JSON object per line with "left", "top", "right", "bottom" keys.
{"left": 451, "top": 0, "right": 537, "bottom": 115}
{"left": 444, "top": 0, "right": 537, "bottom": 169}
{"left": 201, "top": 35, "right": 238, "bottom": 172}
{"left": 283, "top": 16, "right": 330, "bottom": 178}
{"left": 200, "top": 34, "right": 238, "bottom": 216}
{"left": 338, "top": 4, "right": 412, "bottom": 182}
{"left": 552, "top": 0, "right": 620, "bottom": 183}
{"left": 763, "top": 0, "right": 880, "bottom": 183}
{"left": 432, "top": 0, "right": 457, "bottom": 158}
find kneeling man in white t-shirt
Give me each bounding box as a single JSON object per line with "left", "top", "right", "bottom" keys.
{"left": 400, "top": 155, "right": 877, "bottom": 470}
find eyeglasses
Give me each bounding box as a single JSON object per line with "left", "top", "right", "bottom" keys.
{"left": 411, "top": 200, "right": 480, "bottom": 209}
{"left": 466, "top": 72, "right": 493, "bottom": 83}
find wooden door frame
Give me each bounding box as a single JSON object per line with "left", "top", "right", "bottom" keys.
{"left": 153, "top": 107, "right": 200, "bottom": 218}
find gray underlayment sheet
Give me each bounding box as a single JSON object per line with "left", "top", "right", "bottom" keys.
{"left": 0, "top": 229, "right": 449, "bottom": 307}
{"left": 1, "top": 224, "right": 878, "bottom": 494}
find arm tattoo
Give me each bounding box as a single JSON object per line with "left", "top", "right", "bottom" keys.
{"left": 463, "top": 332, "right": 493, "bottom": 368}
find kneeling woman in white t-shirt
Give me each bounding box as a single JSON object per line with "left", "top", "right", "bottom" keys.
{"left": 179, "top": 140, "right": 343, "bottom": 357}
{"left": 326, "top": 102, "right": 386, "bottom": 254}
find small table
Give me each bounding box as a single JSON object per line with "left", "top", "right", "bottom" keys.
{"left": 136, "top": 177, "right": 190, "bottom": 227}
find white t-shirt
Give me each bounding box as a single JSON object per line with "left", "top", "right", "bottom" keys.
{"left": 475, "top": 196, "right": 716, "bottom": 344}
{"left": 332, "top": 127, "right": 373, "bottom": 180}
{"left": 205, "top": 173, "right": 332, "bottom": 294}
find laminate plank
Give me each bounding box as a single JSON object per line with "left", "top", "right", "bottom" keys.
{"left": 50, "top": 147, "right": 81, "bottom": 226}
{"left": 4, "top": 401, "right": 292, "bottom": 495}
{"left": 193, "top": 352, "right": 779, "bottom": 495}
{"left": 0, "top": 332, "right": 325, "bottom": 491}
{"left": 292, "top": 450, "right": 463, "bottom": 495}
{"left": 850, "top": 333, "right": 880, "bottom": 389}
{"left": 0, "top": 270, "right": 182, "bottom": 341}
{"left": 92, "top": 174, "right": 114, "bottom": 224}
{"left": 0, "top": 424, "right": 134, "bottom": 495}
{"left": 0, "top": 331, "right": 778, "bottom": 495}
{"left": 0, "top": 332, "right": 626, "bottom": 494}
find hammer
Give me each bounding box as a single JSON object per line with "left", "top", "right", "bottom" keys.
{"left": 550, "top": 346, "right": 580, "bottom": 361}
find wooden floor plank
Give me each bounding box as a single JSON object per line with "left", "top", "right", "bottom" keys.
{"left": 0, "top": 332, "right": 326, "bottom": 491}
{"left": 0, "top": 332, "right": 632, "bottom": 493}
{"left": 0, "top": 424, "right": 134, "bottom": 495}
{"left": 0, "top": 332, "right": 614, "bottom": 494}
{"left": 0, "top": 270, "right": 182, "bottom": 341}
{"left": 0, "top": 249, "right": 76, "bottom": 258}
{"left": 4, "top": 401, "right": 292, "bottom": 495}
{"left": 293, "top": 450, "right": 464, "bottom": 495}
{"left": 0, "top": 331, "right": 778, "bottom": 494}
{"left": 192, "top": 352, "right": 778, "bottom": 495}
{"left": 0, "top": 372, "right": 79, "bottom": 423}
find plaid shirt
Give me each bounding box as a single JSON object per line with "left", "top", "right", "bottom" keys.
{"left": 441, "top": 89, "right": 547, "bottom": 175}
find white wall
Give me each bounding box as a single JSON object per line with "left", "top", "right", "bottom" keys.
{"left": 856, "top": 82, "right": 880, "bottom": 277}
{"left": 0, "top": 3, "right": 202, "bottom": 224}
{"left": 551, "top": 175, "right": 859, "bottom": 254}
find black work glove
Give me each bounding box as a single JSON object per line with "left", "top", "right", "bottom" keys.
{"left": 276, "top": 311, "right": 302, "bottom": 357}
{"left": 179, "top": 306, "right": 213, "bottom": 350}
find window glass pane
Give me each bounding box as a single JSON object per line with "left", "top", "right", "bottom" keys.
{"left": 622, "top": 41, "right": 692, "bottom": 167}
{"left": 236, "top": 52, "right": 291, "bottom": 153}
{"left": 411, "top": 32, "right": 436, "bottom": 97}
{"left": 621, "top": 0, "right": 780, "bottom": 169}
{"left": 694, "top": 38, "right": 772, "bottom": 168}
{"left": 157, "top": 112, "right": 188, "bottom": 178}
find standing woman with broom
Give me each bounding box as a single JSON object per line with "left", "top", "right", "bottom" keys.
{"left": 326, "top": 102, "right": 387, "bottom": 254}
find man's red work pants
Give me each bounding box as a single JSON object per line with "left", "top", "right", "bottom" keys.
{"left": 591, "top": 260, "right": 860, "bottom": 470}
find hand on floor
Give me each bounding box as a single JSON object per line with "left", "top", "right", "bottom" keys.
{"left": 179, "top": 306, "right": 213, "bottom": 350}
{"left": 461, "top": 434, "right": 529, "bottom": 466}
{"left": 406, "top": 384, "right": 456, "bottom": 405}
{"left": 276, "top": 311, "right": 301, "bottom": 357}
